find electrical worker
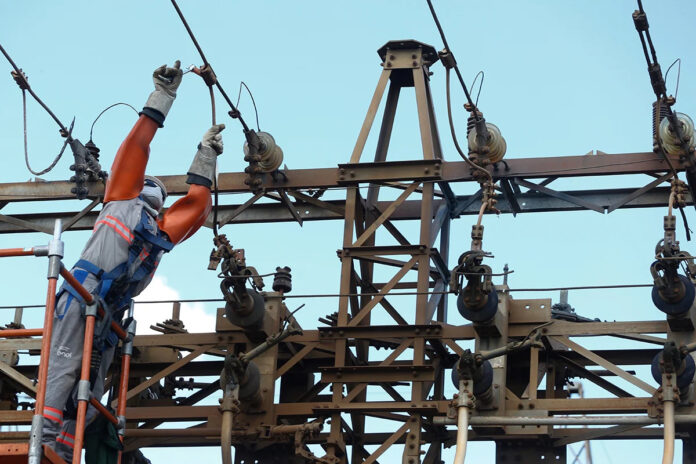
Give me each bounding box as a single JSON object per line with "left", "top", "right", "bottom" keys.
{"left": 41, "top": 60, "right": 225, "bottom": 461}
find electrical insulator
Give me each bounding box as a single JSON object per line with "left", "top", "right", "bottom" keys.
{"left": 659, "top": 112, "right": 695, "bottom": 156}
{"left": 450, "top": 358, "right": 494, "bottom": 404}
{"left": 650, "top": 351, "right": 695, "bottom": 389}
{"left": 272, "top": 266, "right": 292, "bottom": 293}
{"left": 652, "top": 100, "right": 671, "bottom": 145}
{"left": 467, "top": 122, "right": 507, "bottom": 164}
{"left": 243, "top": 131, "right": 283, "bottom": 173}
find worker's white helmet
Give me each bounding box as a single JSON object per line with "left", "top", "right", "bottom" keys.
{"left": 142, "top": 175, "right": 167, "bottom": 212}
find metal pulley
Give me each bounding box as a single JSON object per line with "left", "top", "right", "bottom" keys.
{"left": 222, "top": 284, "right": 266, "bottom": 329}
{"left": 243, "top": 131, "right": 283, "bottom": 173}
{"left": 450, "top": 350, "right": 494, "bottom": 404}
{"left": 659, "top": 112, "right": 695, "bottom": 156}
{"left": 467, "top": 121, "right": 507, "bottom": 164}
{"left": 220, "top": 356, "right": 262, "bottom": 404}
{"left": 451, "top": 250, "right": 498, "bottom": 322}
{"left": 650, "top": 341, "right": 696, "bottom": 390}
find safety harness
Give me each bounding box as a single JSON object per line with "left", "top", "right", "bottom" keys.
{"left": 57, "top": 209, "right": 174, "bottom": 349}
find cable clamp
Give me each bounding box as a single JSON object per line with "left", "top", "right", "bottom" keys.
{"left": 77, "top": 379, "right": 91, "bottom": 402}
{"left": 192, "top": 64, "right": 217, "bottom": 87}
{"left": 10, "top": 69, "right": 30, "bottom": 90}
{"left": 84, "top": 299, "right": 99, "bottom": 318}
{"left": 632, "top": 10, "right": 649, "bottom": 32}
{"left": 437, "top": 49, "right": 457, "bottom": 69}
{"left": 117, "top": 415, "right": 126, "bottom": 436}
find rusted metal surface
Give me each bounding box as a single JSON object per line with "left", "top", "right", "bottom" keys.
{"left": 1, "top": 41, "right": 694, "bottom": 464}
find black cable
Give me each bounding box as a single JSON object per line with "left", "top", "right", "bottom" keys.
{"left": 235, "top": 81, "right": 260, "bottom": 131}
{"left": 470, "top": 71, "right": 484, "bottom": 108}
{"left": 169, "top": 0, "right": 250, "bottom": 132}
{"left": 664, "top": 58, "right": 681, "bottom": 101}
{"left": 89, "top": 102, "right": 139, "bottom": 142}
{"left": 20, "top": 88, "right": 73, "bottom": 176}
{"left": 445, "top": 67, "right": 492, "bottom": 182}
{"left": 0, "top": 42, "right": 70, "bottom": 136}
{"left": 632, "top": 1, "right": 695, "bottom": 236}
{"left": 425, "top": 0, "right": 481, "bottom": 123}
{"left": 213, "top": 175, "right": 220, "bottom": 237}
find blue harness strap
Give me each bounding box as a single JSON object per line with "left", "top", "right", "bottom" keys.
{"left": 56, "top": 268, "right": 89, "bottom": 320}
{"left": 60, "top": 209, "right": 173, "bottom": 346}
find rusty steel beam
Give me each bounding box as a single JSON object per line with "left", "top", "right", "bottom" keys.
{"left": 0, "top": 151, "right": 683, "bottom": 203}
{"left": 0, "top": 186, "right": 685, "bottom": 234}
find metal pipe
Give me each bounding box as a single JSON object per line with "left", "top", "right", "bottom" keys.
{"left": 453, "top": 380, "right": 470, "bottom": 464}
{"left": 59, "top": 265, "right": 128, "bottom": 339}
{"left": 60, "top": 265, "right": 94, "bottom": 304}
{"left": 433, "top": 414, "right": 696, "bottom": 426}
{"left": 0, "top": 328, "right": 43, "bottom": 337}
{"left": 30, "top": 219, "right": 63, "bottom": 464}
{"left": 453, "top": 406, "right": 469, "bottom": 464}
{"left": 0, "top": 247, "right": 36, "bottom": 257}
{"left": 125, "top": 427, "right": 222, "bottom": 438}
{"left": 662, "top": 400, "right": 675, "bottom": 464}
{"left": 221, "top": 409, "right": 234, "bottom": 464}
{"left": 72, "top": 312, "right": 96, "bottom": 464}
{"left": 89, "top": 397, "right": 118, "bottom": 425}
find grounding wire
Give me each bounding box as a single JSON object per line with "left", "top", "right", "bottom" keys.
{"left": 169, "top": 0, "right": 250, "bottom": 132}
{"left": 0, "top": 283, "right": 660, "bottom": 310}
{"left": 21, "top": 90, "right": 73, "bottom": 176}
{"left": 425, "top": 0, "right": 481, "bottom": 122}
{"left": 445, "top": 67, "right": 492, "bottom": 182}
{"left": 89, "top": 102, "right": 139, "bottom": 142}
{"left": 470, "top": 71, "right": 484, "bottom": 108}
{"left": 235, "top": 81, "right": 260, "bottom": 131}
{"left": 1, "top": 41, "right": 78, "bottom": 176}
{"left": 664, "top": 58, "right": 681, "bottom": 102}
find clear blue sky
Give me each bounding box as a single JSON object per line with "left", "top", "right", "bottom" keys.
{"left": 1, "top": 0, "right": 695, "bottom": 462}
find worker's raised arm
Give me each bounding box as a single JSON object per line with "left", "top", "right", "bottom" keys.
{"left": 159, "top": 124, "right": 225, "bottom": 244}
{"left": 104, "top": 61, "right": 183, "bottom": 203}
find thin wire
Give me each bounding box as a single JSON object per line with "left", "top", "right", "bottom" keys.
{"left": 470, "top": 71, "right": 484, "bottom": 108}
{"left": 0, "top": 42, "right": 69, "bottom": 135}
{"left": 1, "top": 284, "right": 660, "bottom": 310}
{"left": 235, "top": 81, "right": 260, "bottom": 131}
{"left": 21, "top": 90, "right": 73, "bottom": 176}
{"left": 507, "top": 284, "right": 653, "bottom": 292}
{"left": 445, "top": 67, "right": 492, "bottom": 182}
{"left": 89, "top": 102, "right": 139, "bottom": 141}
{"left": 664, "top": 58, "right": 681, "bottom": 101}
{"left": 281, "top": 303, "right": 306, "bottom": 331}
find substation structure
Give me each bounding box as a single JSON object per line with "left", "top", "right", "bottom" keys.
{"left": 0, "top": 40, "right": 695, "bottom": 464}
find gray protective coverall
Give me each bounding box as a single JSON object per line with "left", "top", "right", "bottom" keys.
{"left": 40, "top": 61, "right": 222, "bottom": 461}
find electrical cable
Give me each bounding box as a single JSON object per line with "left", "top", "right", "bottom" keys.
{"left": 21, "top": 90, "right": 73, "bottom": 176}
{"left": 169, "top": 0, "right": 259, "bottom": 237}
{"left": 664, "top": 58, "right": 681, "bottom": 101}
{"left": 632, "top": 0, "right": 695, "bottom": 233}
{"left": 470, "top": 71, "right": 484, "bottom": 108}
{"left": 445, "top": 67, "right": 492, "bottom": 182}
{"left": 1, "top": 41, "right": 79, "bottom": 176}
{"left": 169, "top": 0, "right": 250, "bottom": 132}
{"left": 89, "top": 102, "right": 139, "bottom": 142}
{"left": 235, "top": 81, "right": 260, "bottom": 131}
{"left": 425, "top": 0, "right": 481, "bottom": 122}
{"left": 1, "top": 283, "right": 662, "bottom": 310}
{"left": 0, "top": 42, "right": 70, "bottom": 135}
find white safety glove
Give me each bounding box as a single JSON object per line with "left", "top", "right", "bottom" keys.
{"left": 187, "top": 124, "right": 226, "bottom": 187}
{"left": 142, "top": 60, "right": 184, "bottom": 127}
